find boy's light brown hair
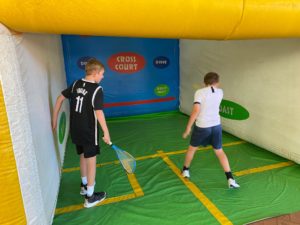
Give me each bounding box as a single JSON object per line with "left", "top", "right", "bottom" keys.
{"left": 204, "top": 72, "right": 219, "bottom": 85}
{"left": 85, "top": 58, "right": 105, "bottom": 75}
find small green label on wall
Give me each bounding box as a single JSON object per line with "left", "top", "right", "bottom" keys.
{"left": 58, "top": 112, "right": 66, "bottom": 144}
{"left": 154, "top": 84, "right": 169, "bottom": 96}
{"left": 220, "top": 99, "right": 249, "bottom": 120}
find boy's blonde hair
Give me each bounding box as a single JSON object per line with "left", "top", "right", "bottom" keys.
{"left": 85, "top": 58, "right": 105, "bottom": 75}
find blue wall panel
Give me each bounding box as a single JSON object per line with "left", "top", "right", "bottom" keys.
{"left": 62, "top": 36, "right": 179, "bottom": 117}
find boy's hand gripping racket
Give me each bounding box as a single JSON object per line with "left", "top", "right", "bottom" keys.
{"left": 109, "top": 142, "right": 136, "bottom": 174}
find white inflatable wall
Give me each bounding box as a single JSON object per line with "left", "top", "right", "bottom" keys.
{"left": 180, "top": 39, "right": 300, "bottom": 164}
{"left": 0, "top": 24, "right": 69, "bottom": 224}
{"left": 16, "top": 32, "right": 69, "bottom": 223}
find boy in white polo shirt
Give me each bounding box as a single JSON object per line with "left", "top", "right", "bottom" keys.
{"left": 182, "top": 72, "right": 239, "bottom": 188}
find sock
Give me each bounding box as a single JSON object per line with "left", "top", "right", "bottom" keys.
{"left": 81, "top": 177, "right": 87, "bottom": 185}
{"left": 183, "top": 166, "right": 189, "bottom": 171}
{"left": 87, "top": 185, "right": 95, "bottom": 197}
{"left": 225, "top": 171, "right": 233, "bottom": 180}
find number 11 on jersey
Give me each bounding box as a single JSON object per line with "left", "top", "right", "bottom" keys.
{"left": 75, "top": 96, "right": 84, "bottom": 113}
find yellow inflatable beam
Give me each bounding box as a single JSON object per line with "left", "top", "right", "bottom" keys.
{"left": 1, "top": 0, "right": 300, "bottom": 40}
{"left": 0, "top": 84, "right": 26, "bottom": 225}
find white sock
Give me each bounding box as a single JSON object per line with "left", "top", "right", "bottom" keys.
{"left": 87, "top": 185, "right": 94, "bottom": 197}
{"left": 81, "top": 177, "right": 87, "bottom": 185}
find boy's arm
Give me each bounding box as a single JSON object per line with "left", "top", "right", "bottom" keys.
{"left": 95, "top": 110, "right": 111, "bottom": 144}
{"left": 183, "top": 103, "right": 200, "bottom": 139}
{"left": 52, "top": 95, "right": 66, "bottom": 130}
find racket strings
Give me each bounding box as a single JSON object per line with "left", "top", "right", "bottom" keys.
{"left": 115, "top": 149, "right": 136, "bottom": 173}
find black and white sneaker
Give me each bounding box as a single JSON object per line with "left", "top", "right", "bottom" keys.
{"left": 80, "top": 183, "right": 87, "bottom": 196}
{"left": 182, "top": 170, "right": 190, "bottom": 178}
{"left": 228, "top": 178, "right": 240, "bottom": 189}
{"left": 84, "top": 192, "right": 106, "bottom": 208}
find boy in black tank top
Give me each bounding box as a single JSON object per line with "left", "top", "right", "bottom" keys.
{"left": 52, "top": 59, "right": 111, "bottom": 208}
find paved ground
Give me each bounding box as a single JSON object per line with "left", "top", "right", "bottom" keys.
{"left": 249, "top": 211, "right": 300, "bottom": 225}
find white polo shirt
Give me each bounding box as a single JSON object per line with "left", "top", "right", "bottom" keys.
{"left": 194, "top": 86, "right": 223, "bottom": 128}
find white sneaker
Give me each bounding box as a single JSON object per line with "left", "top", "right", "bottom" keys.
{"left": 228, "top": 178, "right": 240, "bottom": 188}
{"left": 182, "top": 170, "right": 190, "bottom": 178}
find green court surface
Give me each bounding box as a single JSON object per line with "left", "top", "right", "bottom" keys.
{"left": 53, "top": 112, "right": 300, "bottom": 225}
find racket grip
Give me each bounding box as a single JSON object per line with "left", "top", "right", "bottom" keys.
{"left": 102, "top": 136, "right": 113, "bottom": 146}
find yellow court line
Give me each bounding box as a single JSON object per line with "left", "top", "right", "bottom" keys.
{"left": 55, "top": 173, "right": 143, "bottom": 215}
{"left": 157, "top": 150, "right": 233, "bottom": 225}
{"left": 62, "top": 161, "right": 119, "bottom": 173}
{"left": 127, "top": 173, "right": 144, "bottom": 197}
{"left": 222, "top": 141, "right": 247, "bottom": 148}
{"left": 234, "top": 161, "right": 295, "bottom": 177}
{"left": 62, "top": 167, "right": 80, "bottom": 173}
{"left": 135, "top": 153, "right": 160, "bottom": 161}
{"left": 63, "top": 141, "right": 246, "bottom": 173}
{"left": 55, "top": 193, "right": 136, "bottom": 215}
{"left": 165, "top": 141, "right": 247, "bottom": 156}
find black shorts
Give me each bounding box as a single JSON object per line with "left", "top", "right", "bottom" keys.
{"left": 76, "top": 144, "right": 100, "bottom": 158}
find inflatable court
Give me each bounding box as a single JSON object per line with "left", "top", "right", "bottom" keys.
{"left": 1, "top": 1, "right": 300, "bottom": 224}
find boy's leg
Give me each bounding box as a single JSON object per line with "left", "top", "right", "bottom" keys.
{"left": 211, "top": 125, "right": 239, "bottom": 188}
{"left": 184, "top": 145, "right": 199, "bottom": 168}
{"left": 214, "top": 148, "right": 240, "bottom": 188}
{"left": 182, "top": 145, "right": 198, "bottom": 178}
{"left": 86, "top": 156, "right": 96, "bottom": 186}
{"left": 80, "top": 153, "right": 87, "bottom": 185}
{"left": 213, "top": 148, "right": 230, "bottom": 172}
{"left": 79, "top": 154, "right": 88, "bottom": 195}
{"left": 83, "top": 148, "right": 106, "bottom": 208}
{"left": 76, "top": 146, "right": 88, "bottom": 195}
{"left": 183, "top": 126, "right": 212, "bottom": 178}
{"left": 80, "top": 153, "right": 87, "bottom": 179}
{"left": 82, "top": 144, "right": 100, "bottom": 195}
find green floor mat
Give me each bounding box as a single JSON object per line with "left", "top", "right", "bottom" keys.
{"left": 53, "top": 112, "right": 300, "bottom": 225}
